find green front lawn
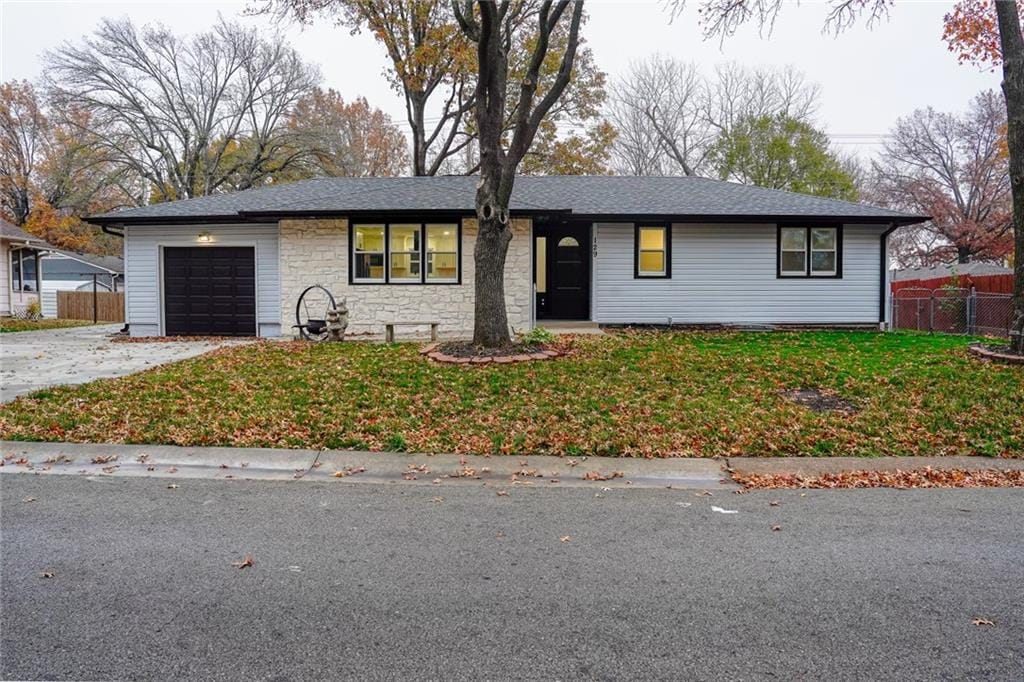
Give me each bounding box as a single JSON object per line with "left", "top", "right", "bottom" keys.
{"left": 1, "top": 331, "right": 1021, "bottom": 457}
{"left": 0, "top": 317, "right": 96, "bottom": 333}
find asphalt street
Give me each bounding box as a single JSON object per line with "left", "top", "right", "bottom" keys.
{"left": 2, "top": 475, "right": 1021, "bottom": 681}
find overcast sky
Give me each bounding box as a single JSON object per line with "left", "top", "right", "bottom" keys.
{"left": 0, "top": 0, "right": 1002, "bottom": 161}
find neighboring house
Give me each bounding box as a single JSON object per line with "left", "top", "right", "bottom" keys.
{"left": 87, "top": 176, "right": 928, "bottom": 338}
{"left": 39, "top": 251, "right": 125, "bottom": 318}
{"left": 1, "top": 219, "right": 52, "bottom": 317}
{"left": 892, "top": 262, "right": 1014, "bottom": 295}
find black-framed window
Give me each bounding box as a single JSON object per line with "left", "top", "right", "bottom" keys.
{"left": 777, "top": 226, "right": 843, "bottom": 278}
{"left": 350, "top": 221, "right": 461, "bottom": 284}
{"left": 634, "top": 224, "right": 671, "bottom": 278}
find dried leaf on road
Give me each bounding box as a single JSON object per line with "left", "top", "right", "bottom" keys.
{"left": 232, "top": 554, "right": 254, "bottom": 569}
{"left": 39, "top": 571, "right": 55, "bottom": 579}
{"left": 496, "top": 490, "right": 509, "bottom": 497}
{"left": 167, "top": 484, "right": 179, "bottom": 489}
{"left": 22, "top": 497, "right": 36, "bottom": 503}
{"left": 583, "top": 470, "right": 623, "bottom": 481}
{"left": 769, "top": 500, "right": 780, "bottom": 507}
{"left": 91, "top": 454, "right": 117, "bottom": 464}
{"left": 772, "top": 525, "right": 782, "bottom": 531}
{"left": 972, "top": 618, "right": 995, "bottom": 627}
{"left": 560, "top": 535, "right": 571, "bottom": 543}
{"left": 333, "top": 466, "right": 366, "bottom": 478}
{"left": 430, "top": 496, "right": 444, "bottom": 503}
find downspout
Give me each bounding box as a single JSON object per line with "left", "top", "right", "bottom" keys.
{"left": 879, "top": 222, "right": 899, "bottom": 328}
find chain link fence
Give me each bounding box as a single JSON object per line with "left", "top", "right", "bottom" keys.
{"left": 891, "top": 287, "right": 1014, "bottom": 337}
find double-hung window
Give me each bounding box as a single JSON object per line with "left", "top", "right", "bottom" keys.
{"left": 389, "top": 224, "right": 421, "bottom": 282}
{"left": 353, "top": 225, "right": 386, "bottom": 283}
{"left": 778, "top": 226, "right": 841, "bottom": 278}
{"left": 635, "top": 225, "right": 671, "bottom": 278}
{"left": 351, "top": 221, "right": 461, "bottom": 284}
{"left": 425, "top": 224, "right": 458, "bottom": 282}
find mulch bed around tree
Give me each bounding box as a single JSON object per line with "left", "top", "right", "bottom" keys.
{"left": 779, "top": 387, "right": 858, "bottom": 414}
{"left": 421, "top": 341, "right": 560, "bottom": 365}
{"left": 968, "top": 342, "right": 1024, "bottom": 365}
{"left": 734, "top": 468, "right": 1024, "bottom": 489}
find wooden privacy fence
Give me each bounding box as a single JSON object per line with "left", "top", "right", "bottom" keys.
{"left": 57, "top": 290, "right": 125, "bottom": 322}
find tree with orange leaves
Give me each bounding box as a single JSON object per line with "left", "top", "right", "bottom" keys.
{"left": 1, "top": 80, "right": 135, "bottom": 254}
{"left": 943, "top": 0, "right": 1023, "bottom": 68}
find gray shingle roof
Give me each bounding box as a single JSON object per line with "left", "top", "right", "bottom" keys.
{"left": 892, "top": 261, "right": 1012, "bottom": 281}
{"left": 45, "top": 250, "right": 124, "bottom": 274}
{"left": 90, "top": 175, "right": 926, "bottom": 224}
{"left": 1, "top": 218, "right": 52, "bottom": 245}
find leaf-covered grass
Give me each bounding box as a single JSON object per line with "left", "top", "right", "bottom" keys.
{"left": 0, "top": 317, "right": 97, "bottom": 333}
{"left": 1, "top": 331, "right": 1021, "bottom": 457}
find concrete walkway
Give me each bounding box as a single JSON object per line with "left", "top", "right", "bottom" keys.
{"left": 0, "top": 325, "right": 246, "bottom": 402}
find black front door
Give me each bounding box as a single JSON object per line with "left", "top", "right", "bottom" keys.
{"left": 163, "top": 246, "right": 257, "bottom": 336}
{"left": 536, "top": 224, "right": 589, "bottom": 320}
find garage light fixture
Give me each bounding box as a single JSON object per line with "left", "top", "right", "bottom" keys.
{"left": 197, "top": 231, "right": 212, "bottom": 243}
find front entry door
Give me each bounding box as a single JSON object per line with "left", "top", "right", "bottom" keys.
{"left": 536, "top": 224, "right": 590, "bottom": 320}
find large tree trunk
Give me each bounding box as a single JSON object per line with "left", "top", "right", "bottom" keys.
{"left": 455, "top": 0, "right": 583, "bottom": 347}
{"left": 472, "top": 214, "right": 513, "bottom": 346}
{"left": 409, "top": 94, "right": 427, "bottom": 177}
{"left": 996, "top": 0, "right": 1024, "bottom": 353}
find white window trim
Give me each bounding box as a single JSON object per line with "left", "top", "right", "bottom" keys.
{"left": 810, "top": 228, "right": 838, "bottom": 277}
{"left": 352, "top": 225, "right": 386, "bottom": 284}
{"left": 779, "top": 227, "right": 809, "bottom": 277}
{"left": 388, "top": 225, "right": 422, "bottom": 283}
{"left": 351, "top": 221, "right": 462, "bottom": 285}
{"left": 425, "top": 224, "right": 459, "bottom": 283}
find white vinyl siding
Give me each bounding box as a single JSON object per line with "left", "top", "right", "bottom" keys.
{"left": 593, "top": 222, "right": 884, "bottom": 325}
{"left": 124, "top": 224, "right": 280, "bottom": 337}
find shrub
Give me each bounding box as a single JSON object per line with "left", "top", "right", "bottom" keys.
{"left": 519, "top": 326, "right": 556, "bottom": 346}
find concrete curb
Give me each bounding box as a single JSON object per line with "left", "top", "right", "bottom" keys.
{"left": 0, "top": 441, "right": 733, "bottom": 490}
{"left": 6, "top": 441, "right": 1019, "bottom": 489}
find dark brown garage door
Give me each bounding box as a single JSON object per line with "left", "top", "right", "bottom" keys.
{"left": 163, "top": 246, "right": 256, "bottom": 336}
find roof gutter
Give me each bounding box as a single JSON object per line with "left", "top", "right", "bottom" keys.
{"left": 88, "top": 210, "right": 928, "bottom": 228}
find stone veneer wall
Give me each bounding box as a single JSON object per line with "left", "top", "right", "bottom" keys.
{"left": 279, "top": 217, "right": 532, "bottom": 339}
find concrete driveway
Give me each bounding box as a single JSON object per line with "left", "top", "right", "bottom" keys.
{"left": 0, "top": 325, "right": 243, "bottom": 402}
